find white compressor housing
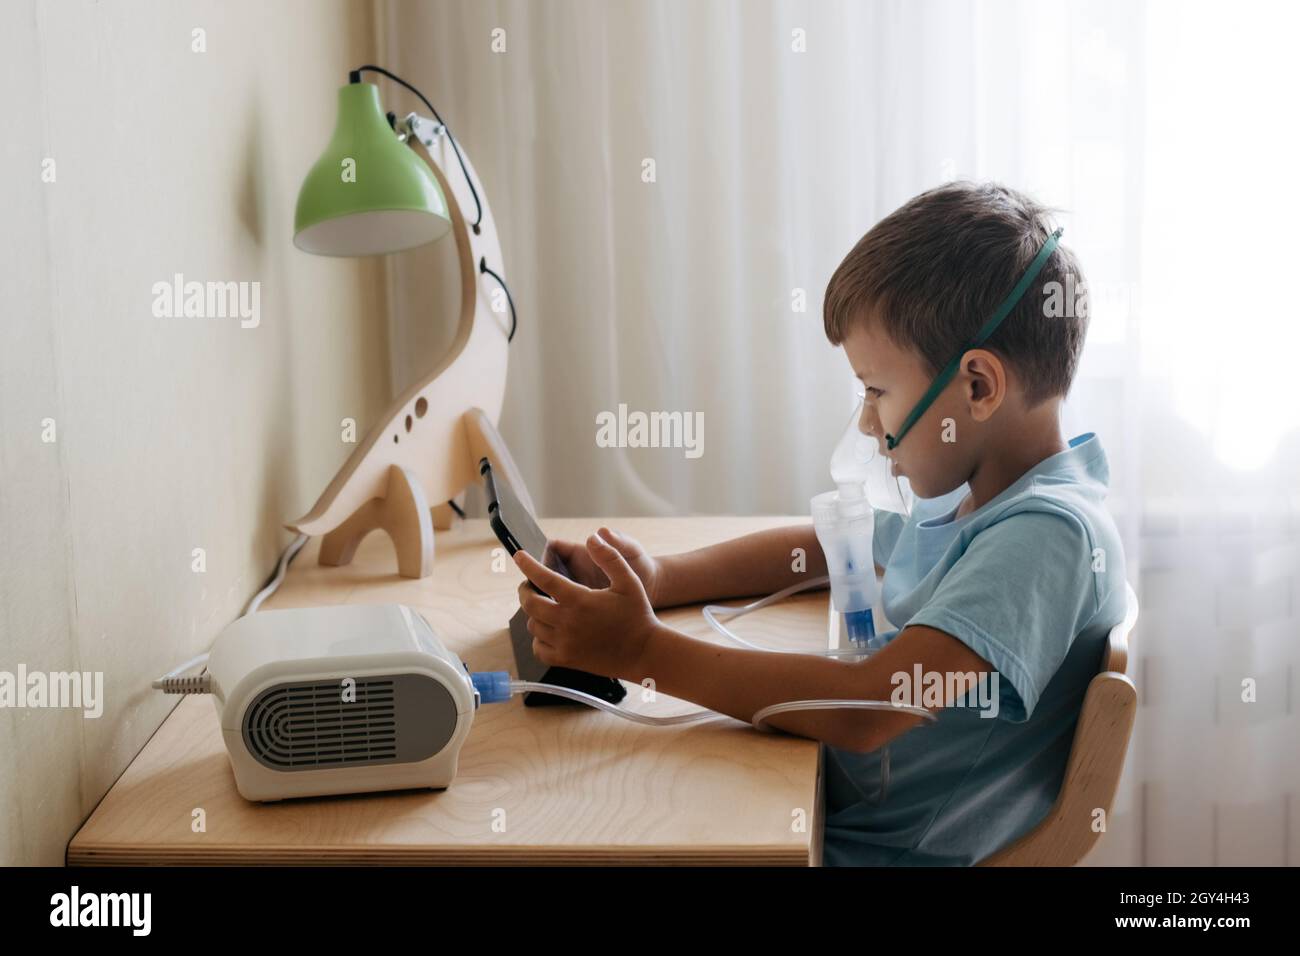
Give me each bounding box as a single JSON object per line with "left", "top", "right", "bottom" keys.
{"left": 205, "top": 603, "right": 478, "bottom": 802}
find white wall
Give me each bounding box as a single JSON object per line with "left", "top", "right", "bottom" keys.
{"left": 0, "top": 0, "right": 390, "bottom": 865}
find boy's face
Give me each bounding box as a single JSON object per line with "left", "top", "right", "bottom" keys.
{"left": 841, "top": 314, "right": 970, "bottom": 501}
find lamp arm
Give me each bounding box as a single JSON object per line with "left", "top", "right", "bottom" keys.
{"left": 397, "top": 111, "right": 517, "bottom": 343}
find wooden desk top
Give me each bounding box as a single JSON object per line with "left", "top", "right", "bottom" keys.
{"left": 68, "top": 517, "right": 830, "bottom": 865}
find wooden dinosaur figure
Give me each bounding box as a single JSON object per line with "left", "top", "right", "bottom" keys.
{"left": 287, "top": 128, "right": 533, "bottom": 578}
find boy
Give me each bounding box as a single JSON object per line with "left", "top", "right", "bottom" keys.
{"left": 513, "top": 180, "right": 1128, "bottom": 866}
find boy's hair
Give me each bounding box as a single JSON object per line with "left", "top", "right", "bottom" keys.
{"left": 823, "top": 181, "right": 1088, "bottom": 406}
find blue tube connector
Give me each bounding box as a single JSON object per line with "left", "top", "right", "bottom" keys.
{"left": 471, "top": 670, "right": 513, "bottom": 703}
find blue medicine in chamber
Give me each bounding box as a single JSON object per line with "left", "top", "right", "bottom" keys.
{"left": 839, "top": 556, "right": 877, "bottom": 645}
{"left": 846, "top": 608, "right": 876, "bottom": 644}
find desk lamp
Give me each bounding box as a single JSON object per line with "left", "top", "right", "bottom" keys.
{"left": 290, "top": 66, "right": 534, "bottom": 578}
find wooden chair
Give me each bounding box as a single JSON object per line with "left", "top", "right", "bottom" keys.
{"left": 979, "top": 581, "right": 1139, "bottom": 866}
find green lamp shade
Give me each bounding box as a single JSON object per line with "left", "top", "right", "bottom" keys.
{"left": 294, "top": 82, "right": 452, "bottom": 256}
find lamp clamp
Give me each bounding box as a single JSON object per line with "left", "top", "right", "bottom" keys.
{"left": 393, "top": 112, "right": 446, "bottom": 149}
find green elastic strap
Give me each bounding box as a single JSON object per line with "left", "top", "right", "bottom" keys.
{"left": 884, "top": 227, "right": 1064, "bottom": 451}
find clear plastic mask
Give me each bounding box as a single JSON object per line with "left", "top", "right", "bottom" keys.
{"left": 837, "top": 388, "right": 914, "bottom": 516}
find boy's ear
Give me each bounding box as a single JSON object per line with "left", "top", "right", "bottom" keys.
{"left": 961, "top": 349, "right": 1008, "bottom": 421}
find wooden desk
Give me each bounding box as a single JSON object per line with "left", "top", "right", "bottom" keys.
{"left": 68, "top": 517, "right": 830, "bottom": 865}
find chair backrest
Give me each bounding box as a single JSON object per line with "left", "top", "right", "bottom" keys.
{"left": 979, "top": 581, "right": 1139, "bottom": 866}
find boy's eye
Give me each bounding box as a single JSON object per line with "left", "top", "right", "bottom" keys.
{"left": 864, "top": 386, "right": 884, "bottom": 398}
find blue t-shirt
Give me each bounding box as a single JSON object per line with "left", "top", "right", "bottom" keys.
{"left": 822, "top": 431, "right": 1128, "bottom": 866}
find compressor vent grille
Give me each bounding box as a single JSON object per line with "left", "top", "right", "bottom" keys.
{"left": 241, "top": 672, "right": 460, "bottom": 772}
{"left": 243, "top": 678, "right": 399, "bottom": 769}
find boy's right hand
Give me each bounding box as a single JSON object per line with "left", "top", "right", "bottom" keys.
{"left": 548, "top": 526, "right": 666, "bottom": 608}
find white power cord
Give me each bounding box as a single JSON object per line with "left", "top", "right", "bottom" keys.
{"left": 150, "top": 651, "right": 212, "bottom": 694}
{"left": 244, "top": 533, "right": 310, "bottom": 615}
{"left": 153, "top": 533, "right": 310, "bottom": 694}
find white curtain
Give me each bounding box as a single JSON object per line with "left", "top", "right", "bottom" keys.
{"left": 379, "top": 0, "right": 1299, "bottom": 865}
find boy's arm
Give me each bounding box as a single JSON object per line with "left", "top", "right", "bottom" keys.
{"left": 630, "top": 621, "right": 992, "bottom": 752}
{"left": 654, "top": 524, "right": 828, "bottom": 607}
{"left": 516, "top": 531, "right": 956, "bottom": 754}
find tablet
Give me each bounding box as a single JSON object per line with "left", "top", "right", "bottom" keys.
{"left": 480, "top": 457, "right": 628, "bottom": 707}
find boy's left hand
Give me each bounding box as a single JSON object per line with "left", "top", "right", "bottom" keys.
{"left": 514, "top": 534, "right": 660, "bottom": 680}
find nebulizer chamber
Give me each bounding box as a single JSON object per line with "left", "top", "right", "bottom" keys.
{"left": 811, "top": 392, "right": 911, "bottom": 657}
